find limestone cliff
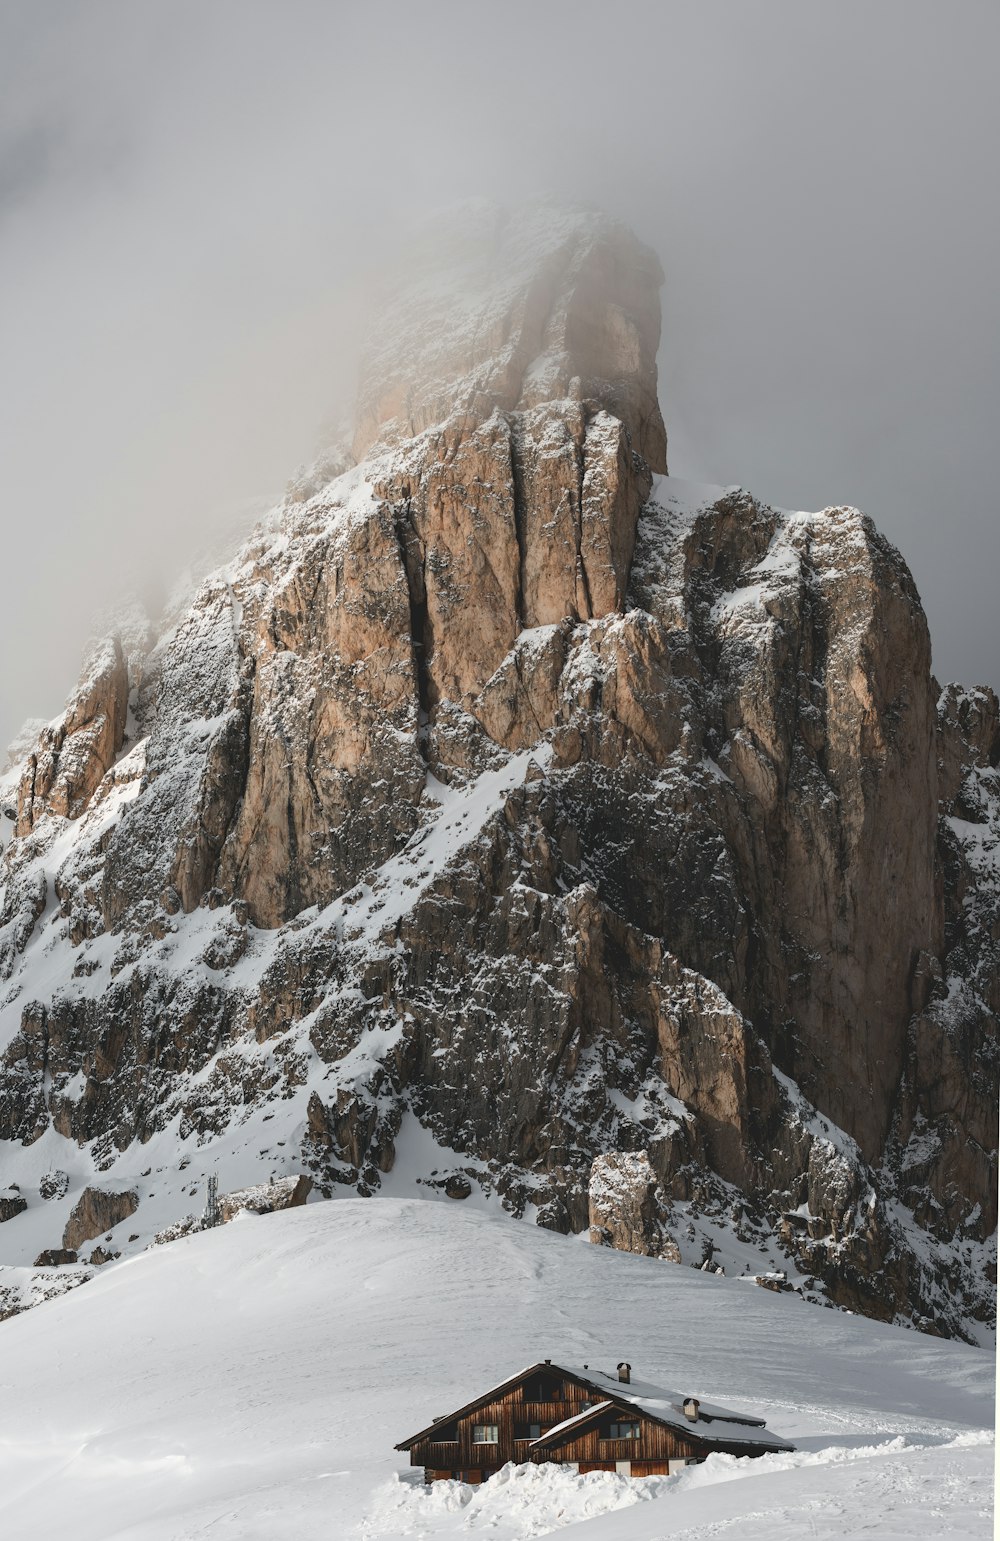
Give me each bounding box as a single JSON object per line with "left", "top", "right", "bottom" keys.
{"left": 0, "top": 204, "right": 995, "bottom": 1341}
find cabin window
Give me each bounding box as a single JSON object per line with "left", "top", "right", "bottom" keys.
{"left": 514, "top": 1423, "right": 543, "bottom": 1440}
{"left": 607, "top": 1420, "right": 641, "bottom": 1441}
{"left": 472, "top": 1424, "right": 499, "bottom": 1444}
{"left": 523, "top": 1374, "right": 568, "bottom": 1401}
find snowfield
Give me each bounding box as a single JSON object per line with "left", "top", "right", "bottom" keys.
{"left": 0, "top": 1196, "right": 993, "bottom": 1539}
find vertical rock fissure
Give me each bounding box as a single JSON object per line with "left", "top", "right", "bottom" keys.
{"left": 392, "top": 500, "right": 433, "bottom": 753}
{"left": 508, "top": 416, "right": 528, "bottom": 631}
{"left": 573, "top": 418, "right": 593, "bottom": 620}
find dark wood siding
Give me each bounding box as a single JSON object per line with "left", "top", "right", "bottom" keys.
{"left": 405, "top": 1369, "right": 770, "bottom": 1483}
{"left": 534, "top": 1413, "right": 702, "bottom": 1468}
{"left": 409, "top": 1374, "right": 602, "bottom": 1479}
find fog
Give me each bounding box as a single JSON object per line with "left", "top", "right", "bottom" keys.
{"left": 1, "top": 0, "right": 997, "bottom": 754}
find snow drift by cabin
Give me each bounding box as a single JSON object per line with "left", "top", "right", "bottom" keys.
{"left": 396, "top": 1359, "right": 793, "bottom": 1483}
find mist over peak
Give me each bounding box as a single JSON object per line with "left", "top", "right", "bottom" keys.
{"left": 1, "top": 2, "right": 998, "bottom": 755}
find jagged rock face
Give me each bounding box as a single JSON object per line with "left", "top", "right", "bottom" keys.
{"left": 890, "top": 685, "right": 1000, "bottom": 1243}
{"left": 589, "top": 1153, "right": 681, "bottom": 1261}
{"left": 15, "top": 638, "right": 129, "bottom": 836}
{"left": 352, "top": 203, "right": 666, "bottom": 475}
{"left": 622, "top": 490, "right": 940, "bottom": 1160}
{"left": 62, "top": 1186, "right": 138, "bottom": 1251}
{"left": 0, "top": 203, "right": 995, "bottom": 1342}
{"left": 65, "top": 212, "right": 662, "bottom": 935}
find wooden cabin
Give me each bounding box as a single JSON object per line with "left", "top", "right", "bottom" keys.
{"left": 395, "top": 1359, "right": 793, "bottom": 1484}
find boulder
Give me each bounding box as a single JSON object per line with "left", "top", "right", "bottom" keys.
{"left": 0, "top": 1188, "right": 26, "bottom": 1224}
{"left": 39, "top": 1170, "right": 69, "bottom": 1202}
{"left": 88, "top": 1246, "right": 120, "bottom": 1266}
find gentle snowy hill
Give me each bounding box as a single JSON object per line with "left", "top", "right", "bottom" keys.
{"left": 0, "top": 1196, "right": 992, "bottom": 1540}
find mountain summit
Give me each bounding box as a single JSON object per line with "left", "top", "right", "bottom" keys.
{"left": 0, "top": 203, "right": 996, "bottom": 1341}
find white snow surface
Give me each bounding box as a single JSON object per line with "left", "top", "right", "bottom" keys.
{"left": 0, "top": 1196, "right": 992, "bottom": 1540}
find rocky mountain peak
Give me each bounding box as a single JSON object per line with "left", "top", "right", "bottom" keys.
{"left": 352, "top": 201, "right": 667, "bottom": 474}
{"left": 0, "top": 204, "right": 995, "bottom": 1345}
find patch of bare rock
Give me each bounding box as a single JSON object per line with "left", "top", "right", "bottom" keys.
{"left": 62, "top": 1185, "right": 139, "bottom": 1252}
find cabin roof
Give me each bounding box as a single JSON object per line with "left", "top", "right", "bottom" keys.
{"left": 528, "top": 1395, "right": 792, "bottom": 1454}
{"left": 395, "top": 1361, "right": 554, "bottom": 1449}
{"left": 394, "top": 1360, "right": 793, "bottom": 1453}
{"left": 555, "top": 1363, "right": 766, "bottom": 1427}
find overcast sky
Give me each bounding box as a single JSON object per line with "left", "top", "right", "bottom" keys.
{"left": 1, "top": 0, "right": 997, "bottom": 753}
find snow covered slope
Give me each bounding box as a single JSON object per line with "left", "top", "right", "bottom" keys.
{"left": 0, "top": 1196, "right": 992, "bottom": 1540}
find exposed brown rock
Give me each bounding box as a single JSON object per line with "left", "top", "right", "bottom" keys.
{"left": 88, "top": 1246, "right": 120, "bottom": 1266}
{"left": 63, "top": 1187, "right": 138, "bottom": 1251}
{"left": 352, "top": 203, "right": 666, "bottom": 474}
{"left": 16, "top": 637, "right": 129, "bottom": 835}
{"left": 588, "top": 1153, "right": 680, "bottom": 1261}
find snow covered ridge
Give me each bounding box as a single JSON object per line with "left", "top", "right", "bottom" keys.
{"left": 0, "top": 204, "right": 996, "bottom": 1347}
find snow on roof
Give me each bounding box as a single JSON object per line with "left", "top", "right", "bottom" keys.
{"left": 529, "top": 1400, "right": 614, "bottom": 1445}
{"left": 395, "top": 1362, "right": 556, "bottom": 1448}
{"left": 557, "top": 1364, "right": 757, "bottom": 1424}
{"left": 539, "top": 1365, "right": 794, "bottom": 1452}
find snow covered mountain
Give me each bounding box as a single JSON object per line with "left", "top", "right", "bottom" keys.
{"left": 0, "top": 202, "right": 996, "bottom": 1345}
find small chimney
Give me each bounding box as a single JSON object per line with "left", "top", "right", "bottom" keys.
{"left": 617, "top": 1361, "right": 631, "bottom": 1384}
{"left": 544, "top": 1358, "right": 552, "bottom": 1365}
{"left": 683, "top": 1397, "right": 700, "bottom": 1422}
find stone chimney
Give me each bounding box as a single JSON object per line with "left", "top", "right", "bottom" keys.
{"left": 683, "top": 1397, "right": 700, "bottom": 1422}
{"left": 617, "top": 1361, "right": 631, "bottom": 1384}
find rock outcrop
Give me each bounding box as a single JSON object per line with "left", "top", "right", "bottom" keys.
{"left": 33, "top": 1249, "right": 78, "bottom": 1267}
{"left": 589, "top": 1153, "right": 681, "bottom": 1261}
{"left": 0, "top": 1261, "right": 91, "bottom": 1318}
{"left": 0, "top": 1189, "right": 26, "bottom": 1224}
{"left": 62, "top": 1187, "right": 139, "bottom": 1251}
{"left": 0, "top": 202, "right": 994, "bottom": 1342}
{"left": 217, "top": 1174, "right": 312, "bottom": 1223}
